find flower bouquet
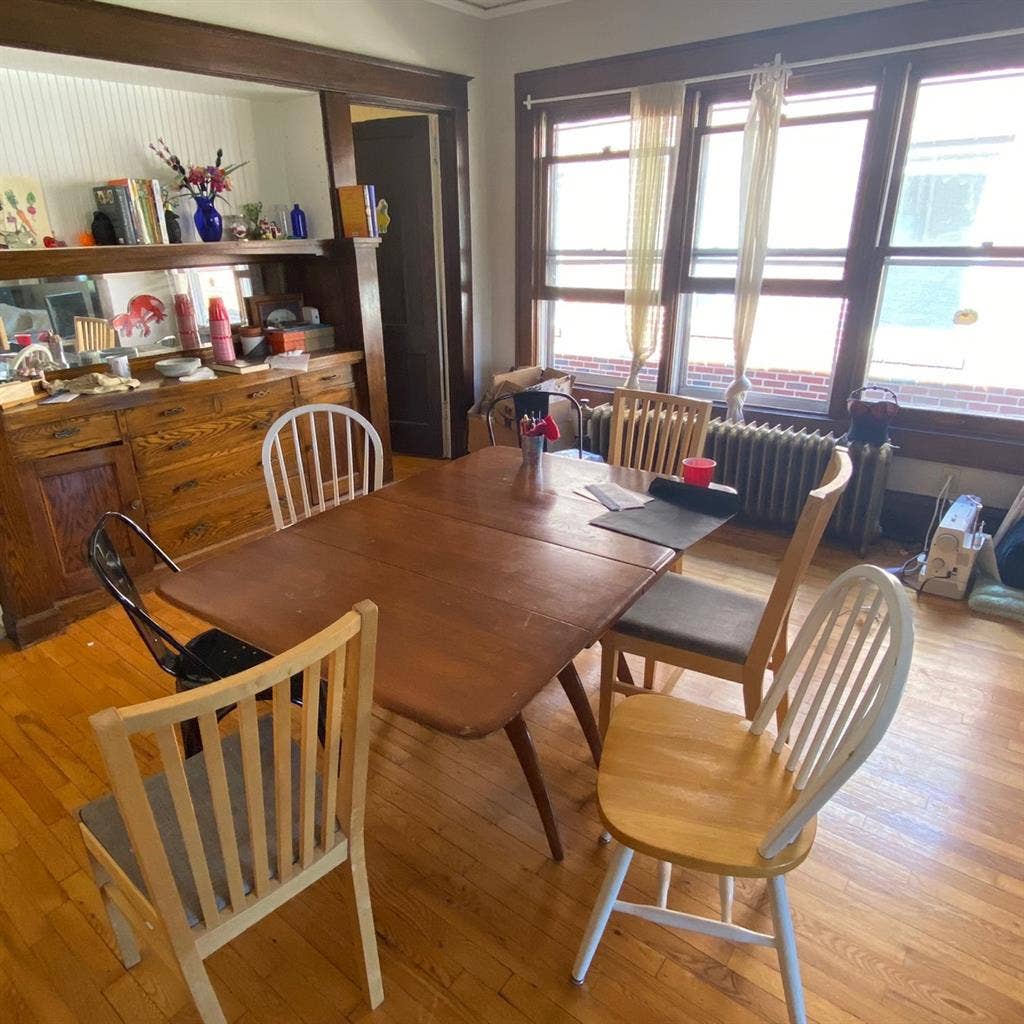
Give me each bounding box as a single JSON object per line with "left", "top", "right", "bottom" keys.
{"left": 149, "top": 139, "right": 247, "bottom": 242}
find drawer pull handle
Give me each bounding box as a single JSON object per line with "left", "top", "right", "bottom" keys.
{"left": 320, "top": 373, "right": 341, "bottom": 382}
{"left": 184, "top": 522, "right": 210, "bottom": 541}
{"left": 52, "top": 426, "right": 80, "bottom": 440}
{"left": 168, "top": 439, "right": 192, "bottom": 451}
{"left": 249, "top": 389, "right": 269, "bottom": 399}
{"left": 160, "top": 406, "right": 186, "bottom": 417}
{"left": 174, "top": 479, "right": 199, "bottom": 493}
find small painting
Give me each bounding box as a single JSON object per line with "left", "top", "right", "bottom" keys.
{"left": 0, "top": 177, "right": 52, "bottom": 250}
{"left": 245, "top": 292, "right": 304, "bottom": 328}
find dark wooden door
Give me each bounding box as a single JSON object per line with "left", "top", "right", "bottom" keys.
{"left": 353, "top": 116, "right": 445, "bottom": 457}
{"left": 28, "top": 445, "right": 150, "bottom": 597}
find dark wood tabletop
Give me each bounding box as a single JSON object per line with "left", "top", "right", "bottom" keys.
{"left": 158, "top": 449, "right": 679, "bottom": 738}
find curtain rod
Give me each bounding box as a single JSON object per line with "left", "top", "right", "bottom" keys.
{"left": 521, "top": 26, "right": 1024, "bottom": 109}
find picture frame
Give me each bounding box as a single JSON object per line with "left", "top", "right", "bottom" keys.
{"left": 245, "top": 292, "right": 304, "bottom": 328}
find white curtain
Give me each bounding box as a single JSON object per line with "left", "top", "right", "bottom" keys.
{"left": 624, "top": 82, "right": 686, "bottom": 390}
{"left": 726, "top": 60, "right": 790, "bottom": 421}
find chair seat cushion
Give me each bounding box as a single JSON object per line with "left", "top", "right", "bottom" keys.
{"left": 598, "top": 693, "right": 816, "bottom": 877}
{"left": 615, "top": 574, "right": 765, "bottom": 664}
{"left": 79, "top": 715, "right": 327, "bottom": 927}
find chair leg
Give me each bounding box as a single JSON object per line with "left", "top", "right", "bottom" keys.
{"left": 340, "top": 839, "right": 385, "bottom": 1009}
{"left": 656, "top": 860, "right": 672, "bottom": 908}
{"left": 642, "top": 658, "right": 656, "bottom": 690}
{"left": 719, "top": 875, "right": 734, "bottom": 923}
{"left": 557, "top": 662, "right": 602, "bottom": 767}
{"left": 504, "top": 714, "right": 563, "bottom": 861}
{"left": 599, "top": 638, "right": 617, "bottom": 739}
{"left": 86, "top": 851, "right": 140, "bottom": 969}
{"left": 741, "top": 669, "right": 763, "bottom": 721}
{"left": 176, "top": 948, "right": 228, "bottom": 1024}
{"left": 768, "top": 875, "right": 807, "bottom": 1024}
{"left": 571, "top": 842, "right": 633, "bottom": 983}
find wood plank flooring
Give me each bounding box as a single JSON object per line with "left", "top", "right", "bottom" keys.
{"left": 0, "top": 457, "right": 1021, "bottom": 1022}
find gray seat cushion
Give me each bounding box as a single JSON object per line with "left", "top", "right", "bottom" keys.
{"left": 80, "top": 714, "right": 325, "bottom": 927}
{"left": 615, "top": 574, "right": 765, "bottom": 665}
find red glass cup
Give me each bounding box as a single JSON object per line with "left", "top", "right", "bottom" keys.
{"left": 682, "top": 457, "right": 716, "bottom": 487}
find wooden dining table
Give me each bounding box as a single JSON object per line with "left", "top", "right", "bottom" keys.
{"left": 158, "top": 446, "right": 723, "bottom": 860}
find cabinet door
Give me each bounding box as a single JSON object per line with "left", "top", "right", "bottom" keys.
{"left": 29, "top": 445, "right": 150, "bottom": 598}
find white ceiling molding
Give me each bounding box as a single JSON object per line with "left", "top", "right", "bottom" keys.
{"left": 423, "top": 0, "right": 573, "bottom": 20}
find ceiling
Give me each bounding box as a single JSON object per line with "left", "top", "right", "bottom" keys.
{"left": 423, "top": 0, "right": 573, "bottom": 19}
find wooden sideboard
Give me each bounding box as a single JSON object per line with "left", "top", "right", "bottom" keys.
{"left": 0, "top": 351, "right": 366, "bottom": 645}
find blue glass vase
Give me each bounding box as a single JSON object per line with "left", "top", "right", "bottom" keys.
{"left": 193, "top": 196, "right": 222, "bottom": 242}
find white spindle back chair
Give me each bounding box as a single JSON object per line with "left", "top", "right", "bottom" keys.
{"left": 79, "top": 603, "right": 384, "bottom": 1023}
{"left": 261, "top": 404, "right": 384, "bottom": 530}
{"left": 573, "top": 565, "right": 914, "bottom": 1024}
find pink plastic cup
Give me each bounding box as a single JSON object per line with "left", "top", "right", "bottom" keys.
{"left": 682, "top": 457, "right": 716, "bottom": 487}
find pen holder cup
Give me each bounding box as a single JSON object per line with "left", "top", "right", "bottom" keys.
{"left": 521, "top": 434, "right": 544, "bottom": 467}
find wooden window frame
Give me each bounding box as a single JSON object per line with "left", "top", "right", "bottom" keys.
{"left": 514, "top": 1, "right": 1024, "bottom": 473}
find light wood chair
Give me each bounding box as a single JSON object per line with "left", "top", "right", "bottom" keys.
{"left": 74, "top": 315, "right": 118, "bottom": 352}
{"left": 607, "top": 387, "right": 713, "bottom": 475}
{"left": 601, "top": 448, "right": 853, "bottom": 726}
{"left": 573, "top": 564, "right": 914, "bottom": 1024}
{"left": 0, "top": 317, "right": 8, "bottom": 351}
{"left": 77, "top": 603, "right": 384, "bottom": 1022}
{"left": 262, "top": 403, "right": 384, "bottom": 530}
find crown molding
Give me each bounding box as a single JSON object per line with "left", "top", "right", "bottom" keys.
{"left": 423, "top": 0, "right": 572, "bottom": 20}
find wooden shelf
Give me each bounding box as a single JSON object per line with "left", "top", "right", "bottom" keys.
{"left": 0, "top": 237, "right": 379, "bottom": 280}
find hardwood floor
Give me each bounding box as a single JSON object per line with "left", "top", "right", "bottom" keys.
{"left": 0, "top": 461, "right": 1021, "bottom": 1023}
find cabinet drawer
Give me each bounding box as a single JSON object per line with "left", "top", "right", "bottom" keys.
{"left": 139, "top": 448, "right": 267, "bottom": 514}
{"left": 218, "top": 379, "right": 294, "bottom": 417}
{"left": 294, "top": 384, "right": 355, "bottom": 411}
{"left": 124, "top": 393, "right": 217, "bottom": 435}
{"left": 148, "top": 482, "right": 275, "bottom": 557}
{"left": 296, "top": 367, "right": 355, "bottom": 400}
{"left": 132, "top": 404, "right": 290, "bottom": 476}
{"left": 8, "top": 413, "right": 120, "bottom": 460}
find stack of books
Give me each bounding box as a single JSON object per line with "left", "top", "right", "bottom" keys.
{"left": 92, "top": 179, "right": 169, "bottom": 245}
{"left": 337, "top": 185, "right": 379, "bottom": 238}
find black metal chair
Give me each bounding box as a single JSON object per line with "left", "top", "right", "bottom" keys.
{"left": 88, "top": 512, "right": 321, "bottom": 756}
{"left": 486, "top": 387, "right": 604, "bottom": 461}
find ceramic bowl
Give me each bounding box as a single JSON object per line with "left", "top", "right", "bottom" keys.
{"left": 155, "top": 357, "right": 202, "bottom": 378}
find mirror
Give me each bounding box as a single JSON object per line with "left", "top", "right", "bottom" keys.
{"left": 0, "top": 262, "right": 267, "bottom": 379}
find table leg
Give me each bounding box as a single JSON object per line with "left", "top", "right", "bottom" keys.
{"left": 557, "top": 663, "right": 602, "bottom": 767}
{"left": 504, "top": 714, "right": 564, "bottom": 861}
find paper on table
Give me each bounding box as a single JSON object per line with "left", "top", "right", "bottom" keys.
{"left": 180, "top": 367, "right": 217, "bottom": 383}
{"left": 39, "top": 391, "right": 80, "bottom": 404}
{"left": 584, "top": 482, "right": 654, "bottom": 511}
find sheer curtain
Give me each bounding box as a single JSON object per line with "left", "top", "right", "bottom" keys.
{"left": 624, "top": 82, "right": 686, "bottom": 390}
{"left": 726, "top": 60, "right": 790, "bottom": 421}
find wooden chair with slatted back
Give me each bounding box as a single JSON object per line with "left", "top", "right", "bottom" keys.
{"left": 600, "top": 448, "right": 853, "bottom": 728}
{"left": 574, "top": 564, "right": 914, "bottom": 1024}
{"left": 0, "top": 317, "right": 8, "bottom": 351}
{"left": 261, "top": 404, "right": 384, "bottom": 530}
{"left": 607, "top": 388, "right": 712, "bottom": 475}
{"left": 74, "top": 315, "right": 118, "bottom": 352}
{"left": 77, "top": 603, "right": 384, "bottom": 1023}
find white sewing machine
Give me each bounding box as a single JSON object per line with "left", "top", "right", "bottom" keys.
{"left": 904, "top": 494, "right": 989, "bottom": 599}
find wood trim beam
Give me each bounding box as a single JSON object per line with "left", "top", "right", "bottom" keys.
{"left": 8, "top": 0, "right": 471, "bottom": 109}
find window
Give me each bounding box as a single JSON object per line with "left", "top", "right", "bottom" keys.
{"left": 866, "top": 68, "right": 1024, "bottom": 419}
{"left": 538, "top": 100, "right": 640, "bottom": 385}
{"left": 676, "top": 83, "right": 875, "bottom": 411}
{"left": 525, "top": 39, "right": 1024, "bottom": 440}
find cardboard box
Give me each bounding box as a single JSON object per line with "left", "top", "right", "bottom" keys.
{"left": 467, "top": 365, "right": 577, "bottom": 453}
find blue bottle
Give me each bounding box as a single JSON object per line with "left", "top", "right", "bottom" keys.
{"left": 290, "top": 203, "right": 308, "bottom": 239}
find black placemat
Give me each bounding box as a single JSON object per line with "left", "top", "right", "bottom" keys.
{"left": 590, "top": 480, "right": 738, "bottom": 549}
